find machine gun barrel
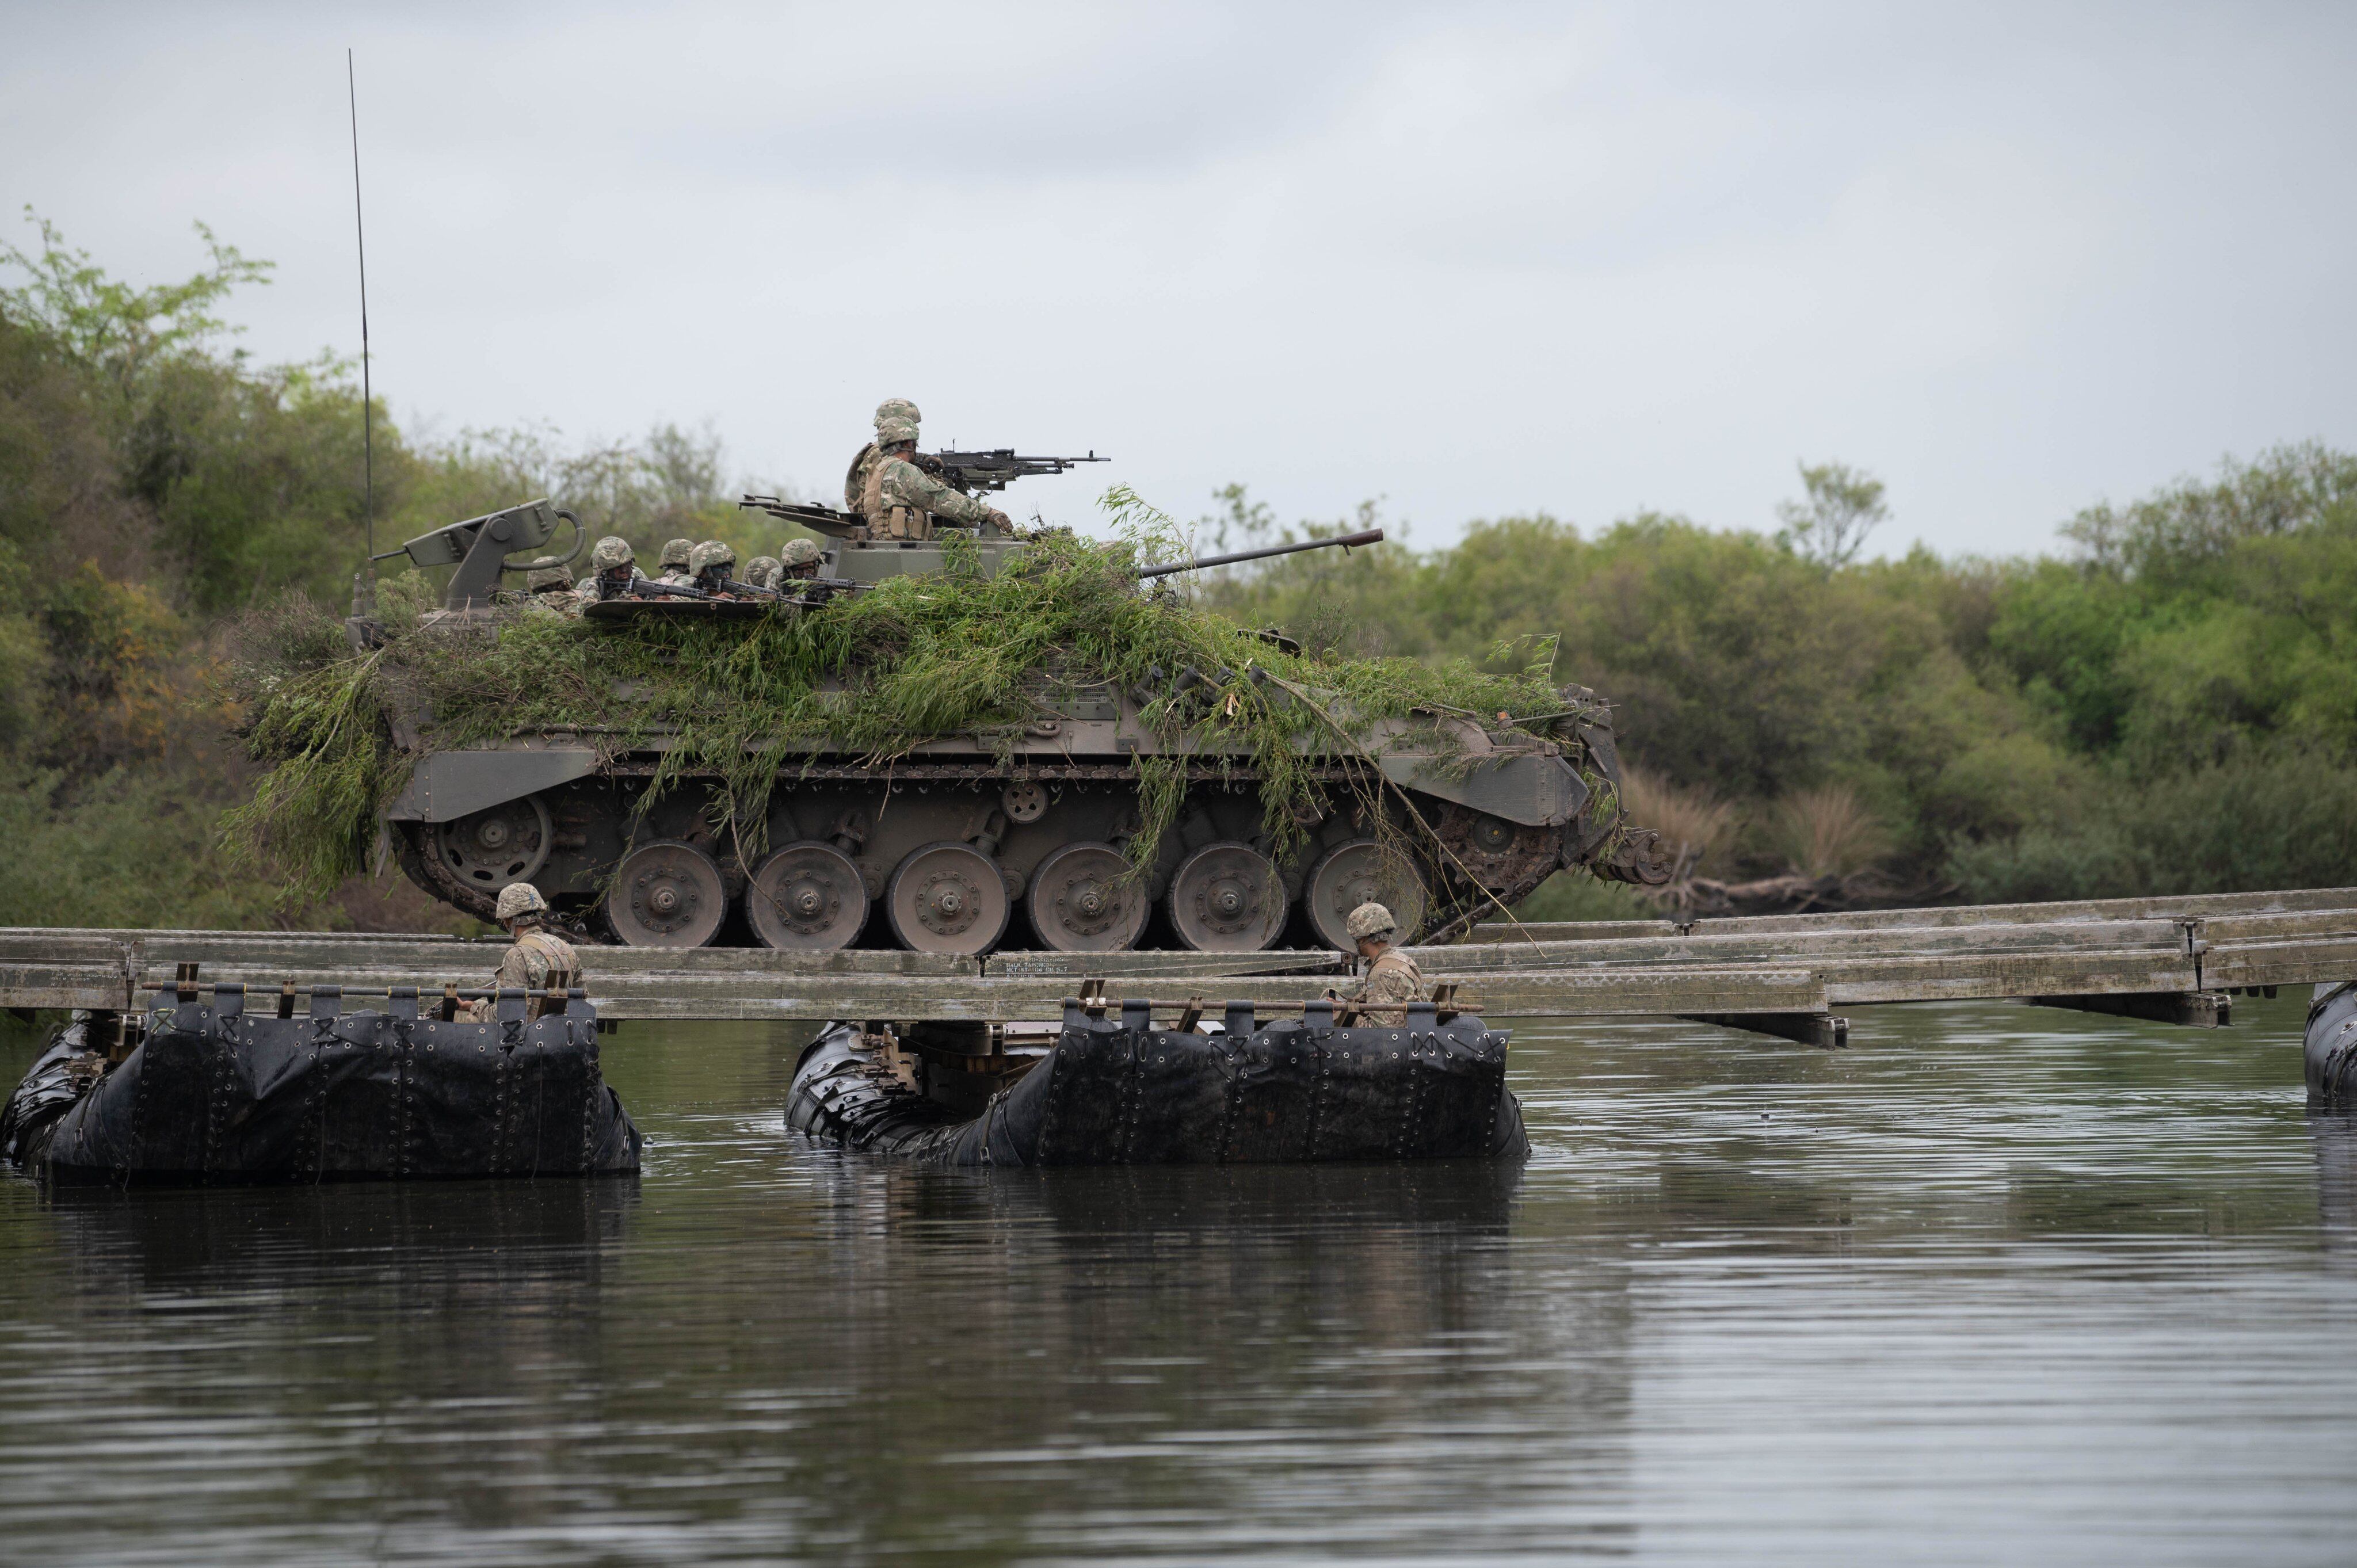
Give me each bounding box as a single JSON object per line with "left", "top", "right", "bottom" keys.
{"left": 1135, "top": 528, "right": 1383, "bottom": 581}
{"left": 925, "top": 449, "right": 1107, "bottom": 493}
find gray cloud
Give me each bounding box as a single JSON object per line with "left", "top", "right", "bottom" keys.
{"left": 4, "top": 0, "right": 2352, "bottom": 556}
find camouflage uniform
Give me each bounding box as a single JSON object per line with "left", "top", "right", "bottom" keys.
{"left": 657, "top": 537, "right": 696, "bottom": 586}
{"left": 845, "top": 398, "right": 921, "bottom": 513}
{"left": 465, "top": 884, "right": 581, "bottom": 1023}
{"left": 863, "top": 418, "right": 1001, "bottom": 539}
{"left": 689, "top": 540, "right": 743, "bottom": 595}
{"left": 1333, "top": 901, "right": 1424, "bottom": 1026}
{"left": 525, "top": 564, "right": 581, "bottom": 616}
{"left": 1340, "top": 947, "right": 1425, "bottom": 1027}
{"left": 579, "top": 535, "right": 646, "bottom": 605}
{"left": 780, "top": 537, "right": 823, "bottom": 578}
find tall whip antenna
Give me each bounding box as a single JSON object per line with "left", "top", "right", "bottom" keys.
{"left": 347, "top": 48, "right": 375, "bottom": 578}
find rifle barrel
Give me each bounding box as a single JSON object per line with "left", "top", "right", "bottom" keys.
{"left": 1136, "top": 528, "right": 1383, "bottom": 580}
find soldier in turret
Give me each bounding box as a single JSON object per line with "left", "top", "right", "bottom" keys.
{"left": 742, "top": 556, "right": 782, "bottom": 591}
{"left": 524, "top": 564, "right": 581, "bottom": 615}
{"left": 1330, "top": 902, "right": 1424, "bottom": 1027}
{"left": 845, "top": 397, "right": 921, "bottom": 514}
{"left": 578, "top": 536, "right": 645, "bottom": 604}
{"left": 656, "top": 537, "right": 696, "bottom": 585}
{"left": 853, "top": 400, "right": 1010, "bottom": 541}
{"left": 780, "top": 537, "right": 825, "bottom": 580}
{"left": 466, "top": 883, "right": 581, "bottom": 1022}
{"left": 689, "top": 540, "right": 752, "bottom": 597}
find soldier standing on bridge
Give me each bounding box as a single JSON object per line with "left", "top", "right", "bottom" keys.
{"left": 1330, "top": 902, "right": 1424, "bottom": 1027}
{"left": 466, "top": 884, "right": 581, "bottom": 1022}
{"left": 856, "top": 401, "right": 1010, "bottom": 540}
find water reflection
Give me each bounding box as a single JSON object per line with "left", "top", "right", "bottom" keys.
{"left": 0, "top": 995, "right": 2352, "bottom": 1564}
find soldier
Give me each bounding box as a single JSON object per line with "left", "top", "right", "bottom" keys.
{"left": 465, "top": 883, "right": 581, "bottom": 1022}
{"left": 863, "top": 414, "right": 1009, "bottom": 540}
{"left": 780, "top": 537, "right": 824, "bottom": 580}
{"left": 524, "top": 564, "right": 580, "bottom": 615}
{"left": 579, "top": 536, "right": 644, "bottom": 604}
{"left": 689, "top": 540, "right": 749, "bottom": 596}
{"left": 1330, "top": 902, "right": 1424, "bottom": 1027}
{"left": 742, "top": 556, "right": 783, "bottom": 591}
{"left": 656, "top": 537, "right": 696, "bottom": 585}
{"left": 845, "top": 396, "right": 922, "bottom": 514}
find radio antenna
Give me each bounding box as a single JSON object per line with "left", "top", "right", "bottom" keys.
{"left": 346, "top": 48, "right": 375, "bottom": 578}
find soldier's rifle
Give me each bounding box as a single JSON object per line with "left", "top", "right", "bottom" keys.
{"left": 622, "top": 577, "right": 712, "bottom": 602}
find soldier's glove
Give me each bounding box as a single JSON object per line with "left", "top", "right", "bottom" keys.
{"left": 987, "top": 509, "right": 1011, "bottom": 529}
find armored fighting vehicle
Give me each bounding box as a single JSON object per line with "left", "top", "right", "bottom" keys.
{"left": 363, "top": 486, "right": 1668, "bottom": 954}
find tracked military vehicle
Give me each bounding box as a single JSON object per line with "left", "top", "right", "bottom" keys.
{"left": 363, "top": 489, "right": 1668, "bottom": 954}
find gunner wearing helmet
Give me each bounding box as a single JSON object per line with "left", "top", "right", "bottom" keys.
{"left": 1328, "top": 901, "right": 1424, "bottom": 1027}
{"left": 466, "top": 883, "right": 581, "bottom": 1022}
{"left": 850, "top": 398, "right": 1009, "bottom": 541}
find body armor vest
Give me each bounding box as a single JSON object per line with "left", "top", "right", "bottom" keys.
{"left": 860, "top": 456, "right": 932, "bottom": 540}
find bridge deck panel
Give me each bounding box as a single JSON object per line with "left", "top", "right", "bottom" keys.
{"left": 3, "top": 885, "right": 2350, "bottom": 1024}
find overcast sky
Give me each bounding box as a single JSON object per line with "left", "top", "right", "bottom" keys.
{"left": 6, "top": 2, "right": 2353, "bottom": 556}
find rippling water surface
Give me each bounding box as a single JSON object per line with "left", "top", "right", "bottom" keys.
{"left": 3, "top": 995, "right": 2354, "bottom": 1564}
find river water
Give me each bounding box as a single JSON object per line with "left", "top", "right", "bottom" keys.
{"left": 2, "top": 995, "right": 2353, "bottom": 1565}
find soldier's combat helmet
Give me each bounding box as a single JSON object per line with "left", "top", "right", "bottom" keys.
{"left": 876, "top": 417, "right": 919, "bottom": 448}
{"left": 526, "top": 564, "right": 574, "bottom": 592}
{"left": 743, "top": 556, "right": 781, "bottom": 589}
{"left": 1345, "top": 902, "right": 1398, "bottom": 942}
{"left": 688, "top": 540, "right": 738, "bottom": 576}
{"left": 659, "top": 537, "right": 696, "bottom": 571}
{"left": 589, "top": 536, "right": 635, "bottom": 571}
{"left": 874, "top": 397, "right": 921, "bottom": 432}
{"left": 495, "top": 882, "right": 550, "bottom": 923}
{"left": 781, "top": 538, "right": 823, "bottom": 567}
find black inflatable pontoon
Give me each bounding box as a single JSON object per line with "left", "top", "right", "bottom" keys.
{"left": 2, "top": 985, "right": 640, "bottom": 1184}
{"left": 2308, "top": 981, "right": 2357, "bottom": 1101}
{"left": 786, "top": 998, "right": 1528, "bottom": 1165}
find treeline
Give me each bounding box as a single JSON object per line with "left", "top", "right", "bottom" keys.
{"left": 0, "top": 216, "right": 800, "bottom": 932}
{"left": 1194, "top": 449, "right": 2357, "bottom": 917}
{"left": 2, "top": 215, "right": 2352, "bottom": 934}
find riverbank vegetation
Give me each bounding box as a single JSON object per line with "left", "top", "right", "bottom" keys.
{"left": 4, "top": 215, "right": 2352, "bottom": 932}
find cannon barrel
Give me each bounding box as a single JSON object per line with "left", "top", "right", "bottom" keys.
{"left": 1135, "top": 528, "right": 1383, "bottom": 580}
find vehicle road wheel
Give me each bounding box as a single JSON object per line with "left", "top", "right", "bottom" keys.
{"left": 1028, "top": 841, "right": 1149, "bottom": 952}
{"left": 1304, "top": 838, "right": 1428, "bottom": 951}
{"left": 437, "top": 796, "right": 552, "bottom": 893}
{"left": 887, "top": 841, "right": 1010, "bottom": 956}
{"left": 747, "top": 842, "right": 869, "bottom": 951}
{"left": 608, "top": 840, "right": 727, "bottom": 948}
{"left": 1167, "top": 841, "right": 1285, "bottom": 953}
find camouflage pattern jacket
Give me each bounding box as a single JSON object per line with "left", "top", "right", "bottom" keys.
{"left": 861, "top": 453, "right": 997, "bottom": 539}
{"left": 466, "top": 928, "right": 581, "bottom": 1021}
{"left": 1341, "top": 946, "right": 1424, "bottom": 1027}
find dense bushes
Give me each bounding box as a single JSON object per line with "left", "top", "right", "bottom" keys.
{"left": 2, "top": 212, "right": 2351, "bottom": 933}
{"left": 1199, "top": 448, "right": 2357, "bottom": 906}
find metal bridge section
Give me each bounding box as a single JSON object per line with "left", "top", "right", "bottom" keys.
{"left": 3, "top": 887, "right": 2351, "bottom": 1046}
